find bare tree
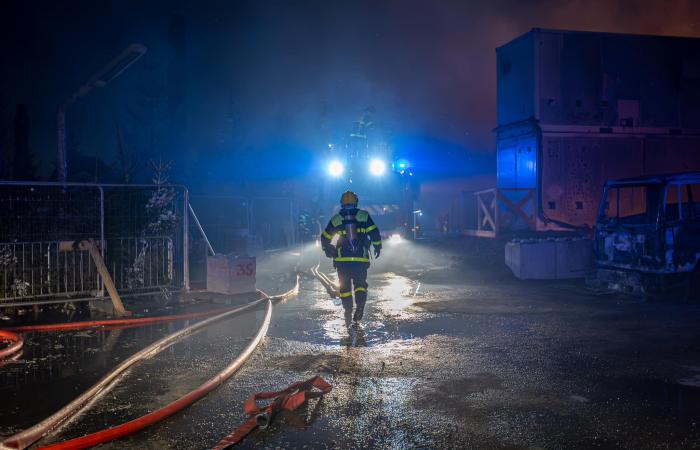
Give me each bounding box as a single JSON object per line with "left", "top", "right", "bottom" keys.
{"left": 125, "top": 157, "right": 178, "bottom": 290}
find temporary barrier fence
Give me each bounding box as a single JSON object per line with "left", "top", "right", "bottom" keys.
{"left": 0, "top": 182, "right": 189, "bottom": 307}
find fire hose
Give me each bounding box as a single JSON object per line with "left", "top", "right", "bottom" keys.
{"left": 5, "top": 306, "right": 241, "bottom": 334}
{"left": 38, "top": 299, "right": 272, "bottom": 450}
{"left": 1, "top": 276, "right": 299, "bottom": 450}
{"left": 0, "top": 297, "right": 268, "bottom": 362}
{"left": 212, "top": 376, "right": 332, "bottom": 449}
{"left": 310, "top": 264, "right": 338, "bottom": 296}
{"left": 0, "top": 330, "right": 23, "bottom": 360}
{"left": 0, "top": 303, "right": 256, "bottom": 364}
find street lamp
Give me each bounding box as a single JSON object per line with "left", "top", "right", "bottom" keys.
{"left": 57, "top": 43, "right": 147, "bottom": 182}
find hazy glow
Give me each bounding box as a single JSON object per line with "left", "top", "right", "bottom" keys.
{"left": 389, "top": 233, "right": 403, "bottom": 244}
{"left": 369, "top": 158, "right": 386, "bottom": 176}
{"left": 327, "top": 160, "right": 345, "bottom": 177}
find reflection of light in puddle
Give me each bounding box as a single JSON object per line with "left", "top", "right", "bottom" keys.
{"left": 377, "top": 274, "right": 418, "bottom": 317}
{"left": 321, "top": 317, "right": 351, "bottom": 343}
{"left": 311, "top": 273, "right": 424, "bottom": 346}
{"left": 312, "top": 281, "right": 340, "bottom": 313}
{"left": 315, "top": 297, "right": 339, "bottom": 313}
{"left": 318, "top": 318, "right": 392, "bottom": 346}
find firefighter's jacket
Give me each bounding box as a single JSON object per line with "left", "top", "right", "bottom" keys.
{"left": 321, "top": 207, "right": 382, "bottom": 265}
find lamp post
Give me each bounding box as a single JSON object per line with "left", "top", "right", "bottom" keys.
{"left": 57, "top": 43, "right": 147, "bottom": 182}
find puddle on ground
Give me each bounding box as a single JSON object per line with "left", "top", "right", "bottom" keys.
{"left": 301, "top": 272, "right": 426, "bottom": 348}
{"left": 312, "top": 317, "right": 397, "bottom": 347}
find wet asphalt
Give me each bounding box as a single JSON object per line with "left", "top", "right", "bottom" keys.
{"left": 3, "top": 239, "right": 700, "bottom": 449}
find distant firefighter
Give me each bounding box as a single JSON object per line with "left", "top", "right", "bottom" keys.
{"left": 321, "top": 191, "right": 382, "bottom": 326}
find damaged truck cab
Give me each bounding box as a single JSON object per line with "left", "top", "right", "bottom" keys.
{"left": 593, "top": 173, "right": 700, "bottom": 297}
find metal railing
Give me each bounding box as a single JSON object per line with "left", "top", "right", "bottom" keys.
{"left": 104, "top": 237, "right": 174, "bottom": 292}
{"left": 0, "top": 182, "right": 188, "bottom": 307}
{"left": 0, "top": 241, "right": 98, "bottom": 301}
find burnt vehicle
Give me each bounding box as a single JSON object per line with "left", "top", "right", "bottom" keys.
{"left": 593, "top": 172, "right": 700, "bottom": 299}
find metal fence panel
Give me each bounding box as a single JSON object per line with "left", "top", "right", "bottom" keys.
{"left": 0, "top": 182, "right": 187, "bottom": 306}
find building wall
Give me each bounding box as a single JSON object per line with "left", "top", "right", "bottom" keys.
{"left": 540, "top": 135, "right": 642, "bottom": 226}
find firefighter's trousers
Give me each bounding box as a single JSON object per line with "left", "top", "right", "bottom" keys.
{"left": 336, "top": 262, "right": 368, "bottom": 323}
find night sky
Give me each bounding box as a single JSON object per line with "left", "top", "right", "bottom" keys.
{"left": 2, "top": 0, "right": 700, "bottom": 189}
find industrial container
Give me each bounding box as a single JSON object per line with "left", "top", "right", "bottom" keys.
{"left": 495, "top": 29, "right": 700, "bottom": 230}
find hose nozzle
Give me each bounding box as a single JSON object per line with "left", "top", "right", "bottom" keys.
{"left": 255, "top": 412, "right": 271, "bottom": 429}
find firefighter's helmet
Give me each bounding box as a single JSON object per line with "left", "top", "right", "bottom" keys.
{"left": 340, "top": 191, "right": 359, "bottom": 206}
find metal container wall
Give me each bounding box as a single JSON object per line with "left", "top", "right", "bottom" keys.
{"left": 496, "top": 28, "right": 700, "bottom": 230}
{"left": 498, "top": 28, "right": 700, "bottom": 128}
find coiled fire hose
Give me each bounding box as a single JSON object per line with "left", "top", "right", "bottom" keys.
{"left": 212, "top": 376, "right": 332, "bottom": 449}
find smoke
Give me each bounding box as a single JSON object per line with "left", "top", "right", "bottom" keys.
{"left": 2, "top": 0, "right": 699, "bottom": 180}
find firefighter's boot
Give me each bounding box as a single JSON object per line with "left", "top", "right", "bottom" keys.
{"left": 353, "top": 290, "right": 367, "bottom": 323}
{"left": 341, "top": 297, "right": 353, "bottom": 327}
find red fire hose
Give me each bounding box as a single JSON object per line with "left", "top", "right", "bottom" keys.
{"left": 0, "top": 302, "right": 255, "bottom": 362}
{"left": 0, "top": 276, "right": 299, "bottom": 450}
{"left": 212, "top": 376, "right": 332, "bottom": 449}
{"left": 36, "top": 299, "right": 273, "bottom": 450}
{"left": 5, "top": 306, "right": 244, "bottom": 334}
{"left": 0, "top": 330, "right": 23, "bottom": 360}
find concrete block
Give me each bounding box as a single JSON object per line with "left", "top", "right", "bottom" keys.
{"left": 506, "top": 240, "right": 557, "bottom": 279}
{"left": 555, "top": 238, "right": 592, "bottom": 278}
{"left": 207, "top": 255, "right": 256, "bottom": 295}
{"left": 506, "top": 238, "right": 592, "bottom": 280}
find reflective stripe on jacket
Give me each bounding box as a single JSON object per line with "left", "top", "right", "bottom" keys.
{"left": 320, "top": 208, "right": 382, "bottom": 264}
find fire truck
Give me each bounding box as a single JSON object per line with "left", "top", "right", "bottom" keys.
{"left": 320, "top": 108, "right": 416, "bottom": 242}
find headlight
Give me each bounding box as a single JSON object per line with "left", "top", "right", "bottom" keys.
{"left": 327, "top": 160, "right": 344, "bottom": 177}
{"left": 369, "top": 158, "right": 386, "bottom": 176}
{"left": 388, "top": 233, "right": 403, "bottom": 244}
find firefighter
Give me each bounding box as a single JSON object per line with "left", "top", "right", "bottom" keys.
{"left": 321, "top": 191, "right": 382, "bottom": 326}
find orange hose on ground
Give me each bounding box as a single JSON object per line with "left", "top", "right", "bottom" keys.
{"left": 1, "top": 277, "right": 299, "bottom": 450}
{"left": 37, "top": 299, "right": 273, "bottom": 450}
{"left": 0, "top": 297, "right": 266, "bottom": 450}
{"left": 0, "top": 348, "right": 22, "bottom": 370}
{"left": 5, "top": 306, "right": 244, "bottom": 334}
{"left": 0, "top": 330, "right": 23, "bottom": 360}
